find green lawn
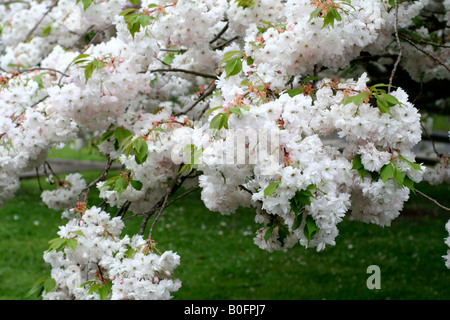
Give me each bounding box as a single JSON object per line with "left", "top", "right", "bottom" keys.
{"left": 0, "top": 166, "right": 449, "bottom": 300}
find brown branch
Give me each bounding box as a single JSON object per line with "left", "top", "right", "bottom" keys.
{"left": 388, "top": 0, "right": 402, "bottom": 93}
{"left": 147, "top": 68, "right": 218, "bottom": 80}
{"left": 420, "top": 122, "right": 443, "bottom": 158}
{"left": 209, "top": 21, "right": 229, "bottom": 44}
{"left": 414, "top": 188, "right": 450, "bottom": 212}
{"left": 400, "top": 34, "right": 450, "bottom": 73}
{"left": 24, "top": 0, "right": 59, "bottom": 41}
{"left": 79, "top": 155, "right": 115, "bottom": 203}
{"left": 179, "top": 82, "right": 217, "bottom": 116}
{"left": 18, "top": 67, "right": 68, "bottom": 77}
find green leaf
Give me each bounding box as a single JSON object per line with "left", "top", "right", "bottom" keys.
{"left": 330, "top": 8, "right": 342, "bottom": 21}
{"left": 376, "top": 95, "right": 392, "bottom": 114}
{"left": 48, "top": 238, "right": 66, "bottom": 252}
{"left": 114, "top": 127, "right": 133, "bottom": 144}
{"left": 114, "top": 176, "right": 129, "bottom": 196}
{"left": 304, "top": 216, "right": 319, "bottom": 246}
{"left": 344, "top": 92, "right": 369, "bottom": 106}
{"left": 44, "top": 278, "right": 56, "bottom": 292}
{"left": 224, "top": 58, "right": 242, "bottom": 78}
{"left": 292, "top": 213, "right": 302, "bottom": 230}
{"left": 351, "top": 154, "right": 364, "bottom": 170}
{"left": 380, "top": 163, "right": 394, "bottom": 183}
{"left": 209, "top": 113, "right": 228, "bottom": 130}
{"left": 130, "top": 179, "right": 143, "bottom": 191}
{"left": 65, "top": 238, "right": 78, "bottom": 251}
{"left": 309, "top": 7, "right": 322, "bottom": 22}
{"left": 264, "top": 225, "right": 274, "bottom": 242}
{"left": 133, "top": 138, "right": 148, "bottom": 165}
{"left": 399, "top": 155, "right": 423, "bottom": 171}
{"left": 84, "top": 62, "right": 95, "bottom": 84}
{"left": 204, "top": 106, "right": 223, "bottom": 117}
{"left": 286, "top": 88, "right": 304, "bottom": 97}
{"left": 229, "top": 106, "right": 243, "bottom": 115}
{"left": 246, "top": 56, "right": 254, "bottom": 65}
{"left": 81, "top": 0, "right": 93, "bottom": 11}
{"left": 264, "top": 181, "right": 281, "bottom": 197}
{"left": 120, "top": 8, "right": 137, "bottom": 16}
{"left": 69, "top": 231, "right": 85, "bottom": 237}
{"left": 382, "top": 93, "right": 400, "bottom": 106}
{"left": 99, "top": 130, "right": 114, "bottom": 143}
{"left": 138, "top": 14, "right": 151, "bottom": 27}
{"left": 88, "top": 283, "right": 101, "bottom": 294}
{"left": 403, "top": 176, "right": 415, "bottom": 194}
{"left": 129, "top": 0, "right": 139, "bottom": 5}
{"left": 98, "top": 285, "right": 110, "bottom": 300}
{"left": 26, "top": 277, "right": 47, "bottom": 298}
{"left": 220, "top": 50, "right": 242, "bottom": 66}
{"left": 393, "top": 167, "right": 405, "bottom": 186}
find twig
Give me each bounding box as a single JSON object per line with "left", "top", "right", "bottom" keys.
{"left": 209, "top": 21, "right": 229, "bottom": 44}
{"left": 125, "top": 185, "right": 200, "bottom": 221}
{"left": 212, "top": 35, "right": 240, "bottom": 50}
{"left": 35, "top": 167, "right": 43, "bottom": 192}
{"left": 420, "top": 122, "right": 443, "bottom": 158}
{"left": 79, "top": 155, "right": 114, "bottom": 203}
{"left": 414, "top": 188, "right": 450, "bottom": 211}
{"left": 400, "top": 34, "right": 450, "bottom": 73}
{"left": 18, "top": 67, "right": 68, "bottom": 77}
{"left": 24, "top": 0, "right": 59, "bottom": 41}
{"left": 29, "top": 94, "right": 49, "bottom": 108}
{"left": 148, "top": 192, "right": 170, "bottom": 239}
{"left": 179, "top": 82, "right": 216, "bottom": 116}
{"left": 57, "top": 24, "right": 114, "bottom": 86}
{"left": 388, "top": 0, "right": 402, "bottom": 93}
{"left": 147, "top": 68, "right": 218, "bottom": 80}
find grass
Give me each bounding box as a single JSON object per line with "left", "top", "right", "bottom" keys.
{"left": 0, "top": 166, "right": 449, "bottom": 300}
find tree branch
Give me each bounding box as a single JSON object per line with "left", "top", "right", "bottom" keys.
{"left": 146, "top": 68, "right": 218, "bottom": 80}
{"left": 388, "top": 0, "right": 402, "bottom": 93}
{"left": 24, "top": 0, "right": 59, "bottom": 41}
{"left": 400, "top": 34, "right": 450, "bottom": 74}
{"left": 414, "top": 188, "right": 450, "bottom": 212}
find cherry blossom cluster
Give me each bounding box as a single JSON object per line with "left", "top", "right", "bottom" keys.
{"left": 43, "top": 206, "right": 181, "bottom": 300}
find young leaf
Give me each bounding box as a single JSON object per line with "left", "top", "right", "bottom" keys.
{"left": 220, "top": 50, "right": 242, "bottom": 66}
{"left": 380, "top": 163, "right": 394, "bottom": 183}
{"left": 84, "top": 62, "right": 94, "bottom": 83}
{"left": 304, "top": 216, "right": 319, "bottom": 246}
{"left": 224, "top": 58, "right": 242, "bottom": 78}
{"left": 403, "top": 176, "right": 415, "bottom": 194}
{"left": 264, "top": 225, "right": 274, "bottom": 242}
{"left": 133, "top": 138, "right": 148, "bottom": 165}
{"left": 65, "top": 238, "right": 78, "bottom": 251}
{"left": 43, "top": 277, "right": 56, "bottom": 292}
{"left": 393, "top": 167, "right": 405, "bottom": 186}
{"left": 351, "top": 154, "right": 364, "bottom": 170}
{"left": 264, "top": 181, "right": 281, "bottom": 197}
{"left": 114, "top": 176, "right": 129, "bottom": 196}
{"left": 130, "top": 179, "right": 143, "bottom": 191}
{"left": 286, "top": 88, "right": 304, "bottom": 97}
